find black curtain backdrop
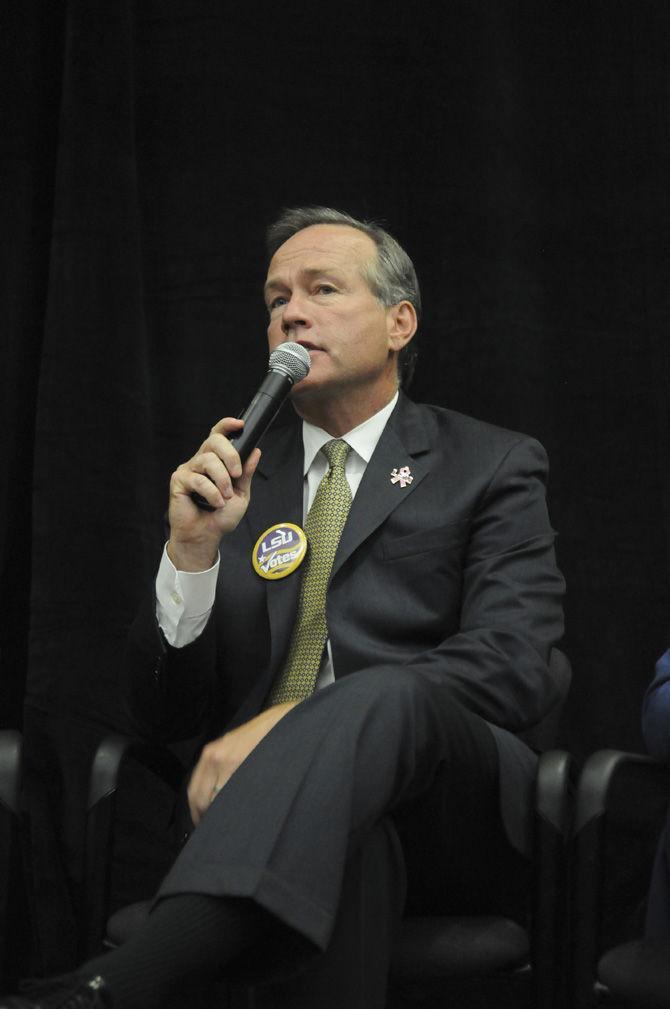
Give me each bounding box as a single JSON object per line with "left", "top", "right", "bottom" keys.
{"left": 3, "top": 0, "right": 669, "bottom": 972}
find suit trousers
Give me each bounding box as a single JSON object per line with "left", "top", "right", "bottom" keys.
{"left": 155, "top": 666, "right": 530, "bottom": 1006}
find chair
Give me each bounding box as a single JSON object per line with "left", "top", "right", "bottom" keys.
{"left": 570, "top": 749, "right": 670, "bottom": 1008}
{"left": 0, "top": 730, "right": 24, "bottom": 986}
{"left": 83, "top": 652, "right": 572, "bottom": 1009}
{"left": 389, "top": 747, "right": 572, "bottom": 1009}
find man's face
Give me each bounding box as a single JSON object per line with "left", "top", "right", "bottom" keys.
{"left": 264, "top": 225, "right": 399, "bottom": 409}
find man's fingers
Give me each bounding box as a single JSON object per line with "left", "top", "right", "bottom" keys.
{"left": 187, "top": 763, "right": 217, "bottom": 826}
{"left": 171, "top": 422, "right": 250, "bottom": 507}
{"left": 190, "top": 473, "right": 226, "bottom": 510}
{"left": 191, "top": 451, "right": 236, "bottom": 500}
{"left": 187, "top": 782, "right": 202, "bottom": 826}
{"left": 210, "top": 416, "right": 244, "bottom": 433}
{"left": 210, "top": 416, "right": 245, "bottom": 436}
{"left": 205, "top": 433, "right": 243, "bottom": 481}
{"left": 171, "top": 462, "right": 226, "bottom": 509}
{"left": 187, "top": 444, "right": 259, "bottom": 503}
{"left": 188, "top": 798, "right": 201, "bottom": 826}
{"left": 187, "top": 707, "right": 295, "bottom": 827}
{"left": 235, "top": 448, "right": 261, "bottom": 496}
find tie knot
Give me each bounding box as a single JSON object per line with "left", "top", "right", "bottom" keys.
{"left": 321, "top": 439, "right": 350, "bottom": 471}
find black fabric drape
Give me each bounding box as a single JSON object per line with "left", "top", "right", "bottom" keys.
{"left": 2, "top": 0, "right": 669, "bottom": 972}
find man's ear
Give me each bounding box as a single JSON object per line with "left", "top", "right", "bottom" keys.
{"left": 386, "top": 301, "right": 418, "bottom": 352}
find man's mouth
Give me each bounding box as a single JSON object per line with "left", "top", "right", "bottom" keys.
{"left": 296, "top": 340, "right": 323, "bottom": 354}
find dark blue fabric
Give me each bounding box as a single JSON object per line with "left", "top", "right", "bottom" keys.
{"left": 643, "top": 650, "right": 670, "bottom": 762}
{"left": 645, "top": 815, "right": 670, "bottom": 939}
{"left": 642, "top": 650, "right": 670, "bottom": 938}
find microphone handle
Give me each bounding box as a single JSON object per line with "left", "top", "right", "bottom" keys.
{"left": 190, "top": 370, "right": 292, "bottom": 511}
{"left": 230, "top": 370, "right": 292, "bottom": 462}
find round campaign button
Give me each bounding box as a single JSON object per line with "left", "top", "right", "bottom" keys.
{"left": 252, "top": 522, "right": 308, "bottom": 580}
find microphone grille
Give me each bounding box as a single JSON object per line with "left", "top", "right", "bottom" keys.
{"left": 268, "top": 341, "right": 311, "bottom": 383}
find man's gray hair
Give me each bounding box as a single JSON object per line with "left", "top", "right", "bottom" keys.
{"left": 266, "top": 206, "right": 420, "bottom": 387}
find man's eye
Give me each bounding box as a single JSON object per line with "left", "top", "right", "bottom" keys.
{"left": 269, "top": 296, "right": 287, "bottom": 310}
{"left": 316, "top": 284, "right": 336, "bottom": 295}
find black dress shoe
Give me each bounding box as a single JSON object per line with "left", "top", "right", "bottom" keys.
{"left": 0, "top": 974, "right": 110, "bottom": 1009}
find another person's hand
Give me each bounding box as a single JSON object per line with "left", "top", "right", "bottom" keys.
{"left": 167, "top": 417, "right": 261, "bottom": 571}
{"left": 187, "top": 702, "right": 299, "bottom": 825}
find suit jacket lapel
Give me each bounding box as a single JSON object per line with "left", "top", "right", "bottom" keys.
{"left": 332, "top": 394, "right": 432, "bottom": 579}
{"left": 244, "top": 411, "right": 304, "bottom": 677}
{"left": 243, "top": 396, "right": 434, "bottom": 674}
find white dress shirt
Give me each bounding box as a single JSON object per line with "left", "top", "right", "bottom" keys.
{"left": 155, "top": 392, "right": 399, "bottom": 688}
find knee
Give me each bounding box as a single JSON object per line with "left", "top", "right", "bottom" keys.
{"left": 336, "top": 665, "right": 434, "bottom": 717}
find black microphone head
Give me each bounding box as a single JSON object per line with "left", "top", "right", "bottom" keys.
{"left": 268, "top": 341, "right": 310, "bottom": 384}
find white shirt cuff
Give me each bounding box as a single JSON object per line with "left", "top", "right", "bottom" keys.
{"left": 155, "top": 543, "right": 219, "bottom": 648}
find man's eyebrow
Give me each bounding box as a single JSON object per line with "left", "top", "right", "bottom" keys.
{"left": 264, "top": 266, "right": 344, "bottom": 298}
{"left": 263, "top": 277, "right": 286, "bottom": 298}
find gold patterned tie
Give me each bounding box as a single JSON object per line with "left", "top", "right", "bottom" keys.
{"left": 267, "top": 439, "right": 352, "bottom": 705}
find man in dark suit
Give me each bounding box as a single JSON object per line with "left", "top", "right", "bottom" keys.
{"left": 3, "top": 208, "right": 565, "bottom": 1009}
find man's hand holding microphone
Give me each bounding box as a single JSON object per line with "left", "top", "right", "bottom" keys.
{"left": 167, "top": 341, "right": 310, "bottom": 573}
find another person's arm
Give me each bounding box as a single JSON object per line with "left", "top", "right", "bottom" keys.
{"left": 643, "top": 650, "right": 670, "bottom": 761}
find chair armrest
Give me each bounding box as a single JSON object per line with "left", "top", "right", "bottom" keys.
{"left": 570, "top": 750, "right": 670, "bottom": 1009}
{"left": 83, "top": 735, "right": 186, "bottom": 957}
{"left": 87, "top": 735, "right": 186, "bottom": 810}
{"left": 0, "top": 731, "right": 23, "bottom": 984}
{"left": 0, "top": 731, "right": 22, "bottom": 816}
{"left": 574, "top": 750, "right": 670, "bottom": 834}
{"left": 531, "top": 749, "right": 572, "bottom": 1009}
{"left": 535, "top": 749, "right": 572, "bottom": 834}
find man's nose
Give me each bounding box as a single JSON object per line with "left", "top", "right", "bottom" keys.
{"left": 281, "top": 294, "right": 311, "bottom": 334}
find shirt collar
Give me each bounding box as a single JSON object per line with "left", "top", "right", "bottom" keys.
{"left": 301, "top": 391, "right": 399, "bottom": 475}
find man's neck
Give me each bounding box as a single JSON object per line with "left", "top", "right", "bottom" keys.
{"left": 292, "top": 385, "right": 400, "bottom": 438}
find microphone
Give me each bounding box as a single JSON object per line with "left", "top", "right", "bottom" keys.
{"left": 191, "top": 341, "right": 311, "bottom": 511}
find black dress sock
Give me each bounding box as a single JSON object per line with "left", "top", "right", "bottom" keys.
{"left": 81, "top": 894, "right": 270, "bottom": 1009}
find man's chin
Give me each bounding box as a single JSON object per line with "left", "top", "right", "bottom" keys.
{"left": 288, "top": 376, "right": 343, "bottom": 420}
{"left": 290, "top": 375, "right": 330, "bottom": 401}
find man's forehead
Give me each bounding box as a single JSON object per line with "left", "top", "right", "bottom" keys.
{"left": 267, "top": 224, "right": 376, "bottom": 276}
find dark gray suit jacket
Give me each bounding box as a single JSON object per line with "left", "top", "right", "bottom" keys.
{"left": 125, "top": 394, "right": 566, "bottom": 853}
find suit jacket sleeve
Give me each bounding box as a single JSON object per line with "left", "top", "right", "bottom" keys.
{"left": 378, "top": 435, "right": 565, "bottom": 732}
{"left": 122, "top": 586, "right": 219, "bottom": 741}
